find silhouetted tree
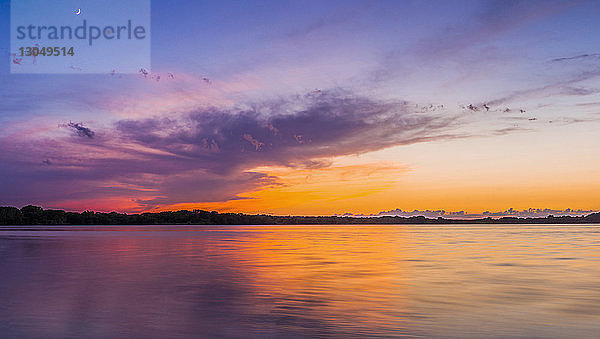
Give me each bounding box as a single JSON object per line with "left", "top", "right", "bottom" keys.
{"left": 0, "top": 205, "right": 598, "bottom": 225}
{"left": 21, "top": 205, "right": 44, "bottom": 224}
{"left": 0, "top": 207, "right": 22, "bottom": 225}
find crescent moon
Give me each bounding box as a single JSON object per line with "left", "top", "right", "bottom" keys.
{"left": 75, "top": 8, "right": 81, "bottom": 15}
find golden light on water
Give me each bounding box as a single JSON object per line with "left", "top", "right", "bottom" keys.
{"left": 224, "top": 226, "right": 411, "bottom": 335}
{"left": 2, "top": 225, "right": 600, "bottom": 336}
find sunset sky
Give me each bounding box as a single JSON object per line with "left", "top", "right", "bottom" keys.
{"left": 1, "top": 0, "right": 599, "bottom": 215}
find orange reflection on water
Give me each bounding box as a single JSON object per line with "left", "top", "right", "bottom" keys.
{"left": 219, "top": 225, "right": 412, "bottom": 336}
{"left": 3, "top": 224, "right": 600, "bottom": 337}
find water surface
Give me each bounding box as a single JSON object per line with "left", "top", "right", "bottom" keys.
{"left": 1, "top": 224, "right": 599, "bottom": 337}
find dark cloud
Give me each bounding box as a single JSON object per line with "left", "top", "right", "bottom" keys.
{"left": 65, "top": 122, "right": 95, "bottom": 138}
{"left": 0, "top": 91, "right": 459, "bottom": 210}
{"left": 551, "top": 53, "right": 600, "bottom": 62}
{"left": 114, "top": 91, "right": 457, "bottom": 175}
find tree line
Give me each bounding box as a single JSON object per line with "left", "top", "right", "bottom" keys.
{"left": 0, "top": 205, "right": 599, "bottom": 225}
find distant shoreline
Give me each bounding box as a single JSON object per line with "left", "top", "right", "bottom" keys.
{"left": 1, "top": 205, "right": 599, "bottom": 225}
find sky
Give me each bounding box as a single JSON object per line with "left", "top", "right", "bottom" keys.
{"left": 0, "top": 0, "right": 599, "bottom": 216}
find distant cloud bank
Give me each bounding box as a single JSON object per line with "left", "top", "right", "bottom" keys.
{"left": 339, "top": 208, "right": 598, "bottom": 220}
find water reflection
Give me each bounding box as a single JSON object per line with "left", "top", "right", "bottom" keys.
{"left": 1, "top": 225, "right": 599, "bottom": 337}
{"left": 225, "top": 226, "right": 411, "bottom": 337}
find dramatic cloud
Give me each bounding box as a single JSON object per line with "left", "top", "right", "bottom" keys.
{"left": 114, "top": 91, "right": 457, "bottom": 173}
{"left": 0, "top": 91, "right": 458, "bottom": 211}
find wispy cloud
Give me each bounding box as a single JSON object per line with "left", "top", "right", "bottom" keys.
{"left": 551, "top": 53, "right": 600, "bottom": 62}
{"left": 485, "top": 69, "right": 600, "bottom": 107}
{"left": 279, "top": 2, "right": 371, "bottom": 40}
{"left": 376, "top": 0, "right": 577, "bottom": 81}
